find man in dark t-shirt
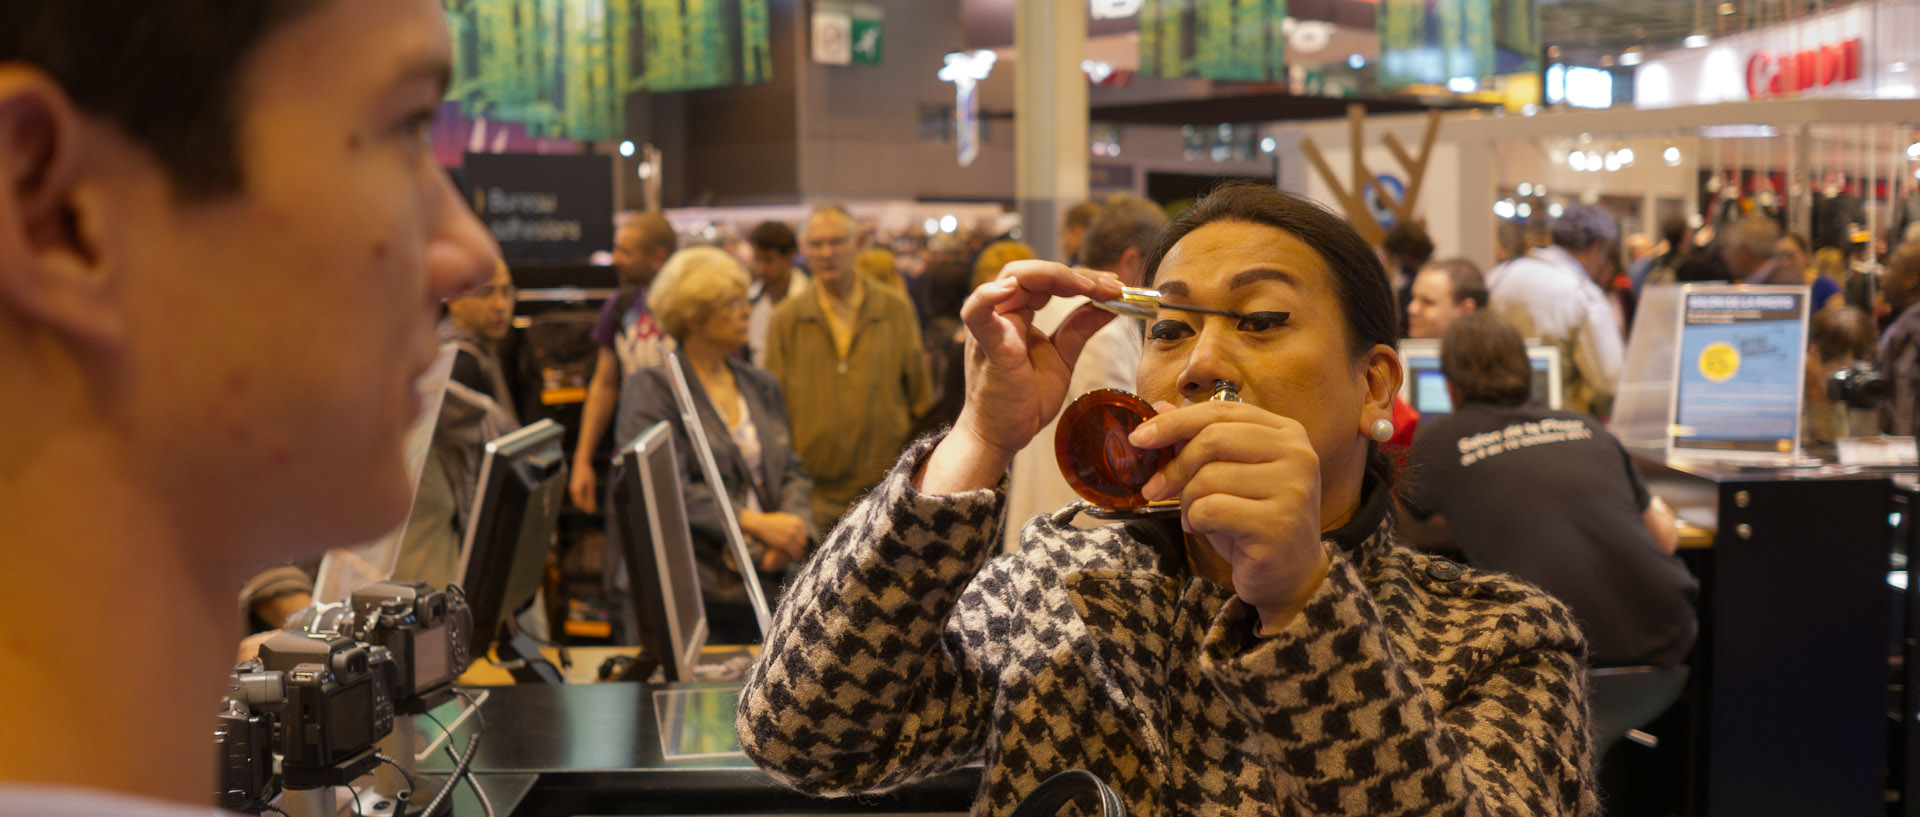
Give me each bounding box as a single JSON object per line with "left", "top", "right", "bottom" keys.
{"left": 569, "top": 212, "right": 678, "bottom": 513}
{"left": 1400, "top": 313, "right": 1698, "bottom": 670}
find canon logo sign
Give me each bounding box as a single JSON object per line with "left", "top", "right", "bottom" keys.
{"left": 1746, "top": 37, "right": 1864, "bottom": 98}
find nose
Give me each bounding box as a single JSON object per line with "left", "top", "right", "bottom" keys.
{"left": 425, "top": 170, "right": 499, "bottom": 305}
{"left": 1174, "top": 319, "right": 1243, "bottom": 404}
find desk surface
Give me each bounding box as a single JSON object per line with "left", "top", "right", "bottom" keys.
{"left": 417, "top": 679, "right": 981, "bottom": 813}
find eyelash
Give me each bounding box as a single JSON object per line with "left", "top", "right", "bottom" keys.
{"left": 1148, "top": 312, "right": 1290, "bottom": 341}
{"left": 402, "top": 109, "right": 437, "bottom": 146}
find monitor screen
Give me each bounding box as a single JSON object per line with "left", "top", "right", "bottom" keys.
{"left": 611, "top": 422, "right": 708, "bottom": 683}
{"left": 454, "top": 419, "right": 567, "bottom": 667}
{"left": 1398, "top": 339, "right": 1563, "bottom": 423}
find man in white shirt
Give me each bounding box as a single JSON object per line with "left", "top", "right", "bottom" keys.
{"left": 746, "top": 220, "right": 807, "bottom": 367}
{"left": 1004, "top": 193, "right": 1166, "bottom": 550}
{"left": 1487, "top": 203, "right": 1625, "bottom": 416}
{"left": 0, "top": 1, "right": 497, "bottom": 813}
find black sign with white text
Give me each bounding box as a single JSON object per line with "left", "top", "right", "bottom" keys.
{"left": 463, "top": 153, "right": 613, "bottom": 264}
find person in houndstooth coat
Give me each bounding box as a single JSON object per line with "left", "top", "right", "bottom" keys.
{"left": 737, "top": 185, "right": 1598, "bottom": 817}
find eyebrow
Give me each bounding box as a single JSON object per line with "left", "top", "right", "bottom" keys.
{"left": 392, "top": 53, "right": 453, "bottom": 99}
{"left": 1157, "top": 267, "right": 1300, "bottom": 298}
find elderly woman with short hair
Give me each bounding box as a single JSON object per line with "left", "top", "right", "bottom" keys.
{"left": 615, "top": 247, "right": 817, "bottom": 644}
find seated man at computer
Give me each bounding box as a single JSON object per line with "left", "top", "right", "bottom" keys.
{"left": 1399, "top": 313, "right": 1696, "bottom": 748}
{"left": 0, "top": 1, "right": 497, "bottom": 812}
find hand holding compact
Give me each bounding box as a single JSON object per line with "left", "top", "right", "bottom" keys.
{"left": 1129, "top": 400, "right": 1332, "bottom": 632}
{"left": 919, "top": 262, "right": 1123, "bottom": 495}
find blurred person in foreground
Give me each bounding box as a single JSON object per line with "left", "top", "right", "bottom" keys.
{"left": 1399, "top": 311, "right": 1695, "bottom": 753}
{"left": 1487, "top": 203, "right": 1624, "bottom": 416}
{"left": 615, "top": 248, "right": 815, "bottom": 644}
{"left": 764, "top": 204, "right": 932, "bottom": 532}
{"left": 739, "top": 185, "right": 1596, "bottom": 816}
{"left": 0, "top": 1, "right": 496, "bottom": 812}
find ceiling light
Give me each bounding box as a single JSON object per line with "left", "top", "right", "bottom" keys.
{"left": 1664, "top": 145, "right": 1682, "bottom": 165}
{"left": 1348, "top": 53, "right": 1366, "bottom": 70}
{"left": 1684, "top": 34, "right": 1710, "bottom": 48}
{"left": 1260, "top": 137, "right": 1277, "bottom": 154}
{"left": 1447, "top": 76, "right": 1478, "bottom": 93}
{"left": 1619, "top": 51, "right": 1643, "bottom": 67}
{"left": 618, "top": 140, "right": 635, "bottom": 157}
{"left": 1518, "top": 182, "right": 1534, "bottom": 197}
{"left": 1549, "top": 202, "right": 1566, "bottom": 218}
{"left": 1717, "top": 3, "right": 1735, "bottom": 15}
{"left": 924, "top": 218, "right": 939, "bottom": 235}
{"left": 1570, "top": 151, "right": 1590, "bottom": 172}
{"left": 940, "top": 215, "right": 958, "bottom": 234}
{"left": 1617, "top": 147, "right": 1635, "bottom": 165}
{"left": 1494, "top": 200, "right": 1517, "bottom": 219}
{"left": 1517, "top": 202, "right": 1533, "bottom": 218}
{"left": 1907, "top": 141, "right": 1920, "bottom": 160}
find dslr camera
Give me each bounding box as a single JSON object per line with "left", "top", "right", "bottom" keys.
{"left": 256, "top": 631, "right": 397, "bottom": 781}
{"left": 213, "top": 662, "right": 284, "bottom": 811}
{"left": 1828, "top": 362, "right": 1891, "bottom": 409}
{"left": 349, "top": 580, "right": 471, "bottom": 711}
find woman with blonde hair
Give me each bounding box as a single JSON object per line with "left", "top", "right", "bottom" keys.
{"left": 616, "top": 247, "right": 818, "bottom": 643}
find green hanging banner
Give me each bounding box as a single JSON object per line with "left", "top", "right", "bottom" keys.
{"left": 443, "top": 0, "right": 772, "bottom": 141}
{"left": 1139, "top": 0, "right": 1287, "bottom": 82}
{"left": 1377, "top": 0, "right": 1538, "bottom": 90}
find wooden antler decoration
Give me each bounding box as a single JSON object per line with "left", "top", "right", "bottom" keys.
{"left": 1298, "top": 104, "right": 1442, "bottom": 244}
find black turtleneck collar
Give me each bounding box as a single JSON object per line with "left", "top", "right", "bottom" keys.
{"left": 1122, "top": 473, "right": 1389, "bottom": 575}
{"left": 1325, "top": 474, "right": 1389, "bottom": 555}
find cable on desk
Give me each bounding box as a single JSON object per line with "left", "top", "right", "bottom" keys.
{"left": 343, "top": 781, "right": 365, "bottom": 816}
{"left": 419, "top": 698, "right": 492, "bottom": 817}
{"left": 454, "top": 689, "right": 497, "bottom": 817}
{"left": 374, "top": 752, "right": 416, "bottom": 802}
{"left": 258, "top": 804, "right": 291, "bottom": 817}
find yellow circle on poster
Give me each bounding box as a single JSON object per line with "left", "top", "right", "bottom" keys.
{"left": 1698, "top": 341, "right": 1741, "bottom": 383}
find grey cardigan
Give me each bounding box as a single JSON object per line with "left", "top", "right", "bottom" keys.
{"left": 737, "top": 435, "right": 1598, "bottom": 816}
{"left": 614, "top": 355, "right": 817, "bottom": 600}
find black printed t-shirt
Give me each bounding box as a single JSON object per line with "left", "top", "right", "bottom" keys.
{"left": 1405, "top": 401, "right": 1698, "bottom": 667}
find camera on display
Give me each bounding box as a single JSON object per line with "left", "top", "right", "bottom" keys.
{"left": 216, "top": 581, "right": 471, "bottom": 808}
{"left": 1828, "top": 362, "right": 1891, "bottom": 409}
{"left": 213, "top": 662, "right": 285, "bottom": 812}
{"left": 256, "top": 631, "right": 397, "bottom": 782}
{"left": 349, "top": 581, "right": 471, "bottom": 712}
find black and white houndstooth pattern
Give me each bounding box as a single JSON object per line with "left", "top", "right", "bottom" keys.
{"left": 737, "top": 436, "right": 1598, "bottom": 816}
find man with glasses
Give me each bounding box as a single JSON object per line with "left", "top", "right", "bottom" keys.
{"left": 764, "top": 205, "right": 933, "bottom": 533}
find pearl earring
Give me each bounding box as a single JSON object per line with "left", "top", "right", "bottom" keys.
{"left": 1369, "top": 418, "right": 1395, "bottom": 443}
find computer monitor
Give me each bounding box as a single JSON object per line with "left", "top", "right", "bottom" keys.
{"left": 609, "top": 421, "right": 708, "bottom": 683}
{"left": 454, "top": 418, "right": 567, "bottom": 683}
{"left": 1398, "top": 338, "right": 1564, "bottom": 423}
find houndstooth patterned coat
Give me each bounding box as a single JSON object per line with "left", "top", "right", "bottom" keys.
{"left": 737, "top": 437, "right": 1598, "bottom": 816}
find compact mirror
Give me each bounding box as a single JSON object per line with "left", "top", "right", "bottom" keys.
{"left": 1053, "top": 389, "right": 1176, "bottom": 517}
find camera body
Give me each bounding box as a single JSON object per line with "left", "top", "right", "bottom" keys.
{"left": 349, "top": 580, "right": 470, "bottom": 710}
{"left": 257, "top": 631, "right": 396, "bottom": 773}
{"left": 1828, "top": 362, "right": 1891, "bottom": 409}
{"left": 213, "top": 662, "right": 283, "bottom": 811}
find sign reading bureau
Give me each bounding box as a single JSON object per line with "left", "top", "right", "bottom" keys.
{"left": 464, "top": 153, "right": 613, "bottom": 264}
